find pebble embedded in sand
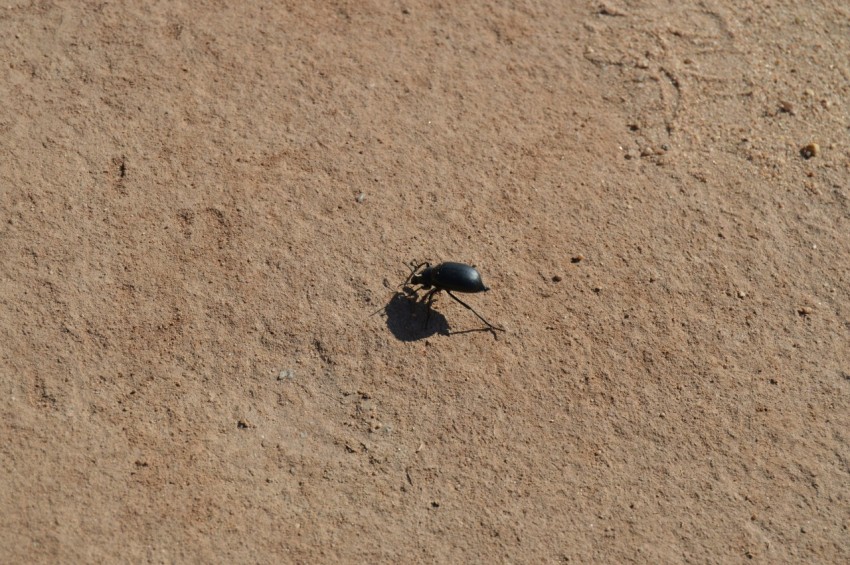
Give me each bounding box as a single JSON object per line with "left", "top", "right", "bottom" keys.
{"left": 798, "top": 306, "right": 813, "bottom": 316}
{"left": 800, "top": 143, "right": 819, "bottom": 159}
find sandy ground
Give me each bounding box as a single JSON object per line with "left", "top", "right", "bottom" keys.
{"left": 2, "top": 1, "right": 849, "bottom": 563}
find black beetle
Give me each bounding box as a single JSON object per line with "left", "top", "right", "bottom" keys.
{"left": 403, "top": 262, "right": 505, "bottom": 332}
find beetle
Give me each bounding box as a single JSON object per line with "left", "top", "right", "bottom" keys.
{"left": 402, "top": 261, "right": 505, "bottom": 332}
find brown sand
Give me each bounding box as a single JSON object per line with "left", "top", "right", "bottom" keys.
{"left": 2, "top": 1, "right": 849, "bottom": 563}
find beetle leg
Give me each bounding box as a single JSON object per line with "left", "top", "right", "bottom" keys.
{"left": 402, "top": 285, "right": 419, "bottom": 298}
{"left": 445, "top": 291, "right": 505, "bottom": 332}
{"left": 423, "top": 288, "right": 439, "bottom": 328}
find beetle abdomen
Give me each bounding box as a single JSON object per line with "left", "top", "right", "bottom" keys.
{"left": 433, "top": 262, "right": 489, "bottom": 293}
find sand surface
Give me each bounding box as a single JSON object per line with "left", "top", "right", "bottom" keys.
{"left": 2, "top": 1, "right": 849, "bottom": 563}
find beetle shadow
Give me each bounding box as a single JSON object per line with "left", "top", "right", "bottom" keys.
{"left": 378, "top": 291, "right": 450, "bottom": 341}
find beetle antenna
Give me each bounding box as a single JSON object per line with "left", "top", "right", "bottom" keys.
{"left": 400, "top": 261, "right": 429, "bottom": 288}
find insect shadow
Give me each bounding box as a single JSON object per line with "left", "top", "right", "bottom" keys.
{"left": 377, "top": 289, "right": 496, "bottom": 342}
{"left": 379, "top": 290, "right": 449, "bottom": 341}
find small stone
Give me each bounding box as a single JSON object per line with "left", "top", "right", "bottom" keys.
{"left": 778, "top": 100, "right": 796, "bottom": 115}
{"left": 552, "top": 275, "right": 563, "bottom": 283}
{"left": 355, "top": 192, "right": 366, "bottom": 203}
{"left": 800, "top": 143, "right": 820, "bottom": 159}
{"left": 737, "top": 290, "right": 747, "bottom": 299}
{"left": 571, "top": 254, "right": 584, "bottom": 263}
{"left": 798, "top": 306, "right": 813, "bottom": 316}
{"left": 598, "top": 4, "right": 626, "bottom": 16}
{"left": 278, "top": 369, "right": 295, "bottom": 380}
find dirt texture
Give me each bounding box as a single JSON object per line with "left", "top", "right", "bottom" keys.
{"left": 2, "top": 1, "right": 850, "bottom": 563}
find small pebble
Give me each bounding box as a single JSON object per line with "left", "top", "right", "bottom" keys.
{"left": 737, "top": 290, "right": 747, "bottom": 299}
{"left": 355, "top": 192, "right": 366, "bottom": 203}
{"left": 798, "top": 306, "right": 813, "bottom": 316}
{"left": 800, "top": 143, "right": 820, "bottom": 159}
{"left": 552, "top": 275, "right": 562, "bottom": 282}
{"left": 278, "top": 369, "right": 295, "bottom": 380}
{"left": 778, "top": 100, "right": 796, "bottom": 115}
{"left": 571, "top": 254, "right": 584, "bottom": 263}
